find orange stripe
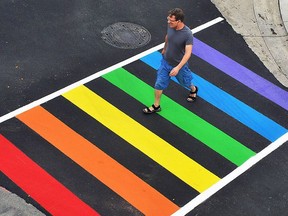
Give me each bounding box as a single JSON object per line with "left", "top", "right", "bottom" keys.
{"left": 17, "top": 106, "right": 179, "bottom": 215}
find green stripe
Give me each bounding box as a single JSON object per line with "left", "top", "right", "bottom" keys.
{"left": 103, "top": 68, "right": 256, "bottom": 166}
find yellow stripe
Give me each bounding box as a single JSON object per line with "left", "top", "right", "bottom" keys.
{"left": 63, "top": 85, "right": 220, "bottom": 192}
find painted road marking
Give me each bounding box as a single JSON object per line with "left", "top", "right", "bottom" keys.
{"left": 141, "top": 51, "right": 288, "bottom": 142}
{"left": 62, "top": 85, "right": 220, "bottom": 192}
{"left": 0, "top": 134, "right": 100, "bottom": 216}
{"left": 103, "top": 68, "right": 256, "bottom": 166}
{"left": 1, "top": 15, "right": 287, "bottom": 215}
{"left": 16, "top": 106, "right": 179, "bottom": 215}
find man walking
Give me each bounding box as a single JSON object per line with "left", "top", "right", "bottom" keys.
{"left": 143, "top": 8, "right": 198, "bottom": 114}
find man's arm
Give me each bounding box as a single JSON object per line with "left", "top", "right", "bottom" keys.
{"left": 169, "top": 44, "right": 193, "bottom": 76}
{"left": 161, "top": 35, "right": 168, "bottom": 55}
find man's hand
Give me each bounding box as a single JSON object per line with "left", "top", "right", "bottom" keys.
{"left": 169, "top": 66, "right": 180, "bottom": 76}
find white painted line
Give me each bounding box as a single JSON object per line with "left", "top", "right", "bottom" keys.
{"left": 171, "top": 132, "right": 288, "bottom": 216}
{"left": 192, "top": 17, "right": 224, "bottom": 33}
{"left": 0, "top": 17, "right": 224, "bottom": 124}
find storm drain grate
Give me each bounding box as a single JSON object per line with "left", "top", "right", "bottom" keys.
{"left": 101, "top": 22, "right": 151, "bottom": 49}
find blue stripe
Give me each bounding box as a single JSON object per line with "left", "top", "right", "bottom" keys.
{"left": 140, "top": 51, "right": 287, "bottom": 142}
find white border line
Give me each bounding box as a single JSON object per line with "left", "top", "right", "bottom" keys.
{"left": 172, "top": 132, "right": 288, "bottom": 216}
{"left": 0, "top": 17, "right": 224, "bottom": 124}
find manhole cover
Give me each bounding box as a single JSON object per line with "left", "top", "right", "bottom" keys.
{"left": 101, "top": 22, "right": 151, "bottom": 49}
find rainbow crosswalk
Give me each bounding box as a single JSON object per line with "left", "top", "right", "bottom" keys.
{"left": 1, "top": 37, "right": 287, "bottom": 215}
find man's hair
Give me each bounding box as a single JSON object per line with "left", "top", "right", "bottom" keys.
{"left": 168, "top": 8, "right": 185, "bottom": 22}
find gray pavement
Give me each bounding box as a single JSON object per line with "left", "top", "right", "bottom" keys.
{"left": 0, "top": 187, "right": 44, "bottom": 216}
{"left": 1, "top": 1, "right": 287, "bottom": 215}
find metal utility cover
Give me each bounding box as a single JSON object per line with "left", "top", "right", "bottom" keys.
{"left": 101, "top": 22, "right": 151, "bottom": 49}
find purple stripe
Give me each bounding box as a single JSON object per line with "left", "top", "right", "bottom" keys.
{"left": 193, "top": 38, "right": 288, "bottom": 111}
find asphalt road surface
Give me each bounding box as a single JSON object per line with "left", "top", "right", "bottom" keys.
{"left": 1, "top": 1, "right": 288, "bottom": 215}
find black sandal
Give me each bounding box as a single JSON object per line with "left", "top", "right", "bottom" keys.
{"left": 187, "top": 86, "right": 198, "bottom": 102}
{"left": 143, "top": 104, "right": 161, "bottom": 114}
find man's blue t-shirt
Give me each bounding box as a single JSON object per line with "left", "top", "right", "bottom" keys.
{"left": 164, "top": 25, "right": 194, "bottom": 67}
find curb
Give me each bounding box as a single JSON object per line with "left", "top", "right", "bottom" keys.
{"left": 279, "top": 0, "right": 288, "bottom": 33}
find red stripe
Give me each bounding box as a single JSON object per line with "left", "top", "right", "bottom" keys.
{"left": 0, "top": 134, "right": 100, "bottom": 216}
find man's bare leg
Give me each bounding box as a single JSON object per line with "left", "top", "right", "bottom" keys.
{"left": 143, "top": 89, "right": 162, "bottom": 113}
{"left": 187, "top": 85, "right": 198, "bottom": 102}
{"left": 153, "top": 89, "right": 163, "bottom": 107}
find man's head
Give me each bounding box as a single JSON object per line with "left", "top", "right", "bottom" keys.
{"left": 168, "top": 8, "right": 185, "bottom": 22}
{"left": 167, "top": 8, "right": 185, "bottom": 29}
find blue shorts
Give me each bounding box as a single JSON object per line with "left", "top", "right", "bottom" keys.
{"left": 154, "top": 58, "right": 193, "bottom": 90}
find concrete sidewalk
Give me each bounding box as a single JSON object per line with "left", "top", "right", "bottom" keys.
{"left": 212, "top": 0, "right": 288, "bottom": 87}
{"left": 1, "top": 1, "right": 287, "bottom": 215}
